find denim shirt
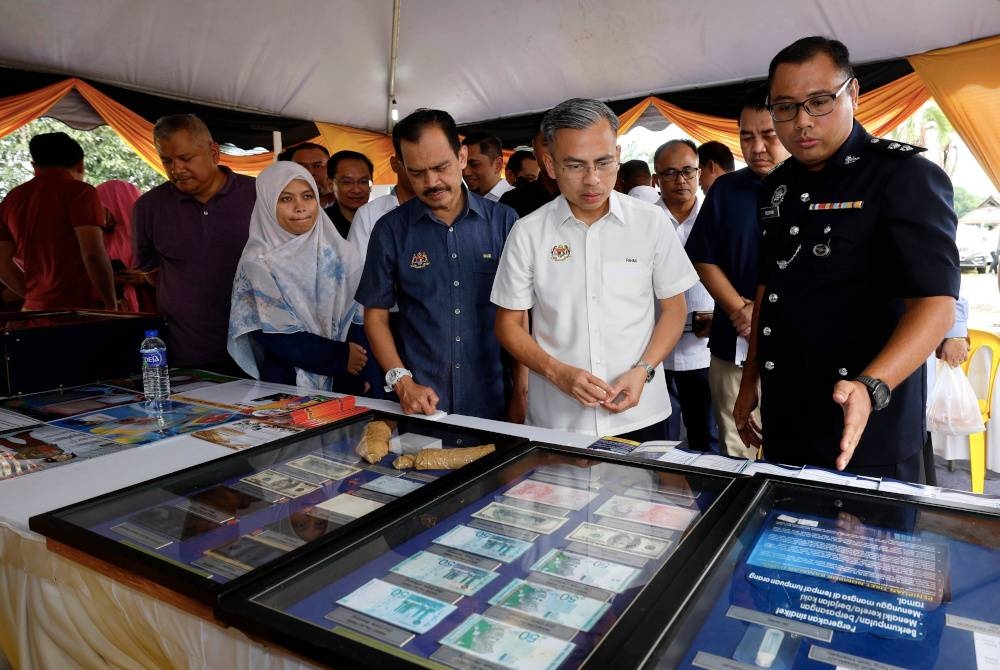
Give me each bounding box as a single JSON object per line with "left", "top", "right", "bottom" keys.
{"left": 355, "top": 187, "right": 517, "bottom": 419}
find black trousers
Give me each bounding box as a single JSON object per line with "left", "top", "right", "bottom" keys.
{"left": 665, "top": 368, "right": 718, "bottom": 452}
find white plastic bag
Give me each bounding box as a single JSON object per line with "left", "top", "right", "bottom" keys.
{"left": 927, "top": 361, "right": 985, "bottom": 436}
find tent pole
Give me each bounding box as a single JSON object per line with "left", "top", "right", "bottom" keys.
{"left": 272, "top": 130, "right": 282, "bottom": 162}
{"left": 386, "top": 0, "right": 401, "bottom": 134}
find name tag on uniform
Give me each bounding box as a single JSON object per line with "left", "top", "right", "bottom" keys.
{"left": 808, "top": 201, "right": 863, "bottom": 210}
{"left": 761, "top": 205, "right": 780, "bottom": 219}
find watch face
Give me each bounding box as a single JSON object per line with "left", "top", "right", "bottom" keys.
{"left": 873, "top": 382, "right": 891, "bottom": 410}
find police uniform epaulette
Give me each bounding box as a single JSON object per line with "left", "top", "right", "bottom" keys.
{"left": 866, "top": 136, "right": 927, "bottom": 158}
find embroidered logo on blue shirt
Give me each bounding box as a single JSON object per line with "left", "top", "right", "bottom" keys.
{"left": 410, "top": 251, "right": 430, "bottom": 269}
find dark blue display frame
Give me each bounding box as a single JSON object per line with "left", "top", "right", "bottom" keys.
{"left": 628, "top": 475, "right": 1000, "bottom": 669}
{"left": 216, "top": 444, "right": 745, "bottom": 670}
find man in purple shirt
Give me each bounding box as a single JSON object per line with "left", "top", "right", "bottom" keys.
{"left": 131, "top": 114, "right": 255, "bottom": 368}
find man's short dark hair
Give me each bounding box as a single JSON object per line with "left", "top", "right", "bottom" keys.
{"left": 740, "top": 85, "right": 769, "bottom": 115}
{"left": 619, "top": 159, "right": 651, "bottom": 184}
{"left": 392, "top": 108, "right": 461, "bottom": 159}
{"left": 29, "top": 132, "right": 84, "bottom": 168}
{"left": 327, "top": 150, "right": 374, "bottom": 178}
{"left": 462, "top": 132, "right": 502, "bottom": 161}
{"left": 697, "top": 141, "right": 735, "bottom": 172}
{"left": 652, "top": 138, "right": 697, "bottom": 165}
{"left": 767, "top": 36, "right": 855, "bottom": 90}
{"left": 152, "top": 113, "right": 214, "bottom": 144}
{"left": 507, "top": 149, "right": 535, "bottom": 174}
{"left": 289, "top": 142, "right": 330, "bottom": 159}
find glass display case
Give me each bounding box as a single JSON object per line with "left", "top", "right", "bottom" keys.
{"left": 29, "top": 411, "right": 524, "bottom": 604}
{"left": 624, "top": 475, "right": 1000, "bottom": 670}
{"left": 216, "top": 443, "right": 745, "bottom": 669}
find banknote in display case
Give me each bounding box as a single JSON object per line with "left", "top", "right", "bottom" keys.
{"left": 30, "top": 411, "right": 524, "bottom": 604}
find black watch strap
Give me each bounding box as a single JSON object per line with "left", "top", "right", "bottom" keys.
{"left": 855, "top": 374, "right": 891, "bottom": 411}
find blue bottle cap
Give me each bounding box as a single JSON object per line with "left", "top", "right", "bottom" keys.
{"left": 144, "top": 330, "right": 159, "bottom": 338}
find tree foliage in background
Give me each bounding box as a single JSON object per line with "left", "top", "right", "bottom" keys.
{"left": 0, "top": 117, "right": 162, "bottom": 198}
{"left": 954, "top": 185, "right": 985, "bottom": 219}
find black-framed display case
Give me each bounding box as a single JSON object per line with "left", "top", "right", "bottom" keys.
{"left": 622, "top": 474, "right": 1000, "bottom": 669}
{"left": 0, "top": 309, "right": 166, "bottom": 395}
{"left": 29, "top": 410, "right": 525, "bottom": 604}
{"left": 216, "top": 443, "right": 746, "bottom": 669}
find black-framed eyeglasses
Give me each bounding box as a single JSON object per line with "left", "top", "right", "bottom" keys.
{"left": 656, "top": 166, "right": 699, "bottom": 181}
{"left": 767, "top": 77, "right": 854, "bottom": 123}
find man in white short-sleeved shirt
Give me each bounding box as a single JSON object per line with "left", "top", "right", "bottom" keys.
{"left": 492, "top": 98, "right": 697, "bottom": 439}
{"left": 347, "top": 155, "right": 415, "bottom": 265}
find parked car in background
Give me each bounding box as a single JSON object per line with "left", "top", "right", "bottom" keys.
{"left": 957, "top": 225, "right": 995, "bottom": 273}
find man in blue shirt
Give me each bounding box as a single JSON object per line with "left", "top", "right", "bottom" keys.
{"left": 685, "top": 88, "right": 789, "bottom": 457}
{"left": 355, "top": 109, "right": 521, "bottom": 420}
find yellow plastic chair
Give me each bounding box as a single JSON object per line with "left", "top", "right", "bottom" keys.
{"left": 960, "top": 329, "right": 1000, "bottom": 493}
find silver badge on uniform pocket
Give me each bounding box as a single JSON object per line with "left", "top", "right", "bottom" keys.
{"left": 771, "top": 185, "right": 787, "bottom": 206}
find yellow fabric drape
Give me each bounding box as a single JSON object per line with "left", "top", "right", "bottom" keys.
{"left": 909, "top": 35, "right": 1000, "bottom": 193}
{"left": 315, "top": 122, "right": 395, "bottom": 185}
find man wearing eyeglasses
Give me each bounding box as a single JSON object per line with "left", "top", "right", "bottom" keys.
{"left": 735, "top": 37, "right": 959, "bottom": 481}
{"left": 290, "top": 143, "right": 335, "bottom": 208}
{"left": 653, "top": 140, "right": 718, "bottom": 452}
{"left": 325, "top": 150, "right": 373, "bottom": 239}
{"left": 493, "top": 98, "right": 696, "bottom": 439}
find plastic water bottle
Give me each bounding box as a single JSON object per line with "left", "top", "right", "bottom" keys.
{"left": 140, "top": 330, "right": 171, "bottom": 414}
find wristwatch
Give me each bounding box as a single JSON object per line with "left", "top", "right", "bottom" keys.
{"left": 632, "top": 360, "right": 656, "bottom": 384}
{"left": 384, "top": 367, "right": 413, "bottom": 392}
{"left": 855, "top": 374, "right": 891, "bottom": 411}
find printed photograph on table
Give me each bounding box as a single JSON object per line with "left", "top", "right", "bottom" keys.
{"left": 0, "top": 424, "right": 124, "bottom": 480}
{"left": 636, "top": 478, "right": 1000, "bottom": 670}
{"left": 190, "top": 419, "right": 303, "bottom": 451}
{"left": 50, "top": 401, "right": 242, "bottom": 445}
{"left": 29, "top": 412, "right": 525, "bottom": 604}
{"left": 0, "top": 384, "right": 144, "bottom": 422}
{"left": 216, "top": 444, "right": 741, "bottom": 670}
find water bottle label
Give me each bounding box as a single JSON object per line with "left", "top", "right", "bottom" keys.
{"left": 142, "top": 349, "right": 167, "bottom": 367}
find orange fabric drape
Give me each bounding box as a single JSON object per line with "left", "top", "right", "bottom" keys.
{"left": 649, "top": 98, "right": 741, "bottom": 155}
{"left": 855, "top": 71, "right": 929, "bottom": 137}
{"left": 616, "top": 98, "right": 652, "bottom": 137}
{"left": 0, "top": 78, "right": 281, "bottom": 176}
{"left": 315, "top": 122, "right": 395, "bottom": 184}
{"left": 0, "top": 79, "right": 75, "bottom": 137}
{"left": 909, "top": 35, "right": 1000, "bottom": 193}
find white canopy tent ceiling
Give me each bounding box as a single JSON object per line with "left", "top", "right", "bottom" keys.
{"left": 2, "top": 0, "right": 1000, "bottom": 136}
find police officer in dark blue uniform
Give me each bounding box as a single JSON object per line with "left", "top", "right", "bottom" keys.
{"left": 735, "top": 37, "right": 960, "bottom": 482}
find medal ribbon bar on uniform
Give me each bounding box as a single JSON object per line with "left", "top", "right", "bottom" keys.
{"left": 808, "top": 201, "right": 863, "bottom": 210}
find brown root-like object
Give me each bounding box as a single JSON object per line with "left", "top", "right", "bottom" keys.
{"left": 356, "top": 420, "right": 392, "bottom": 464}
{"left": 413, "top": 444, "right": 495, "bottom": 470}
{"left": 393, "top": 454, "right": 415, "bottom": 469}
